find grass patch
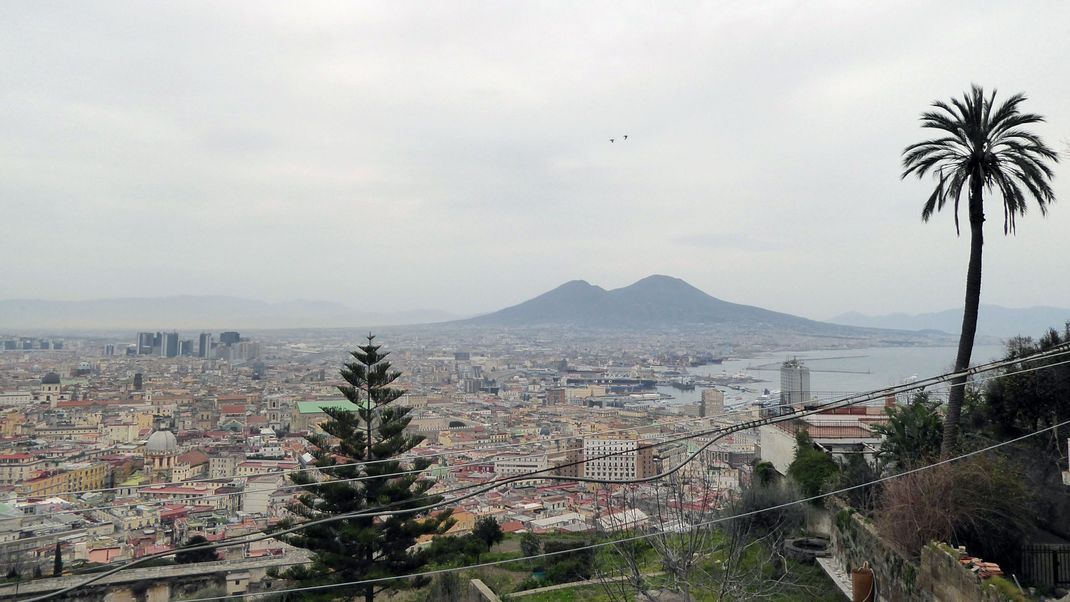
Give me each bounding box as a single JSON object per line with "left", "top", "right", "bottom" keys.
{"left": 480, "top": 550, "right": 528, "bottom": 566}
{"left": 986, "top": 575, "right": 1029, "bottom": 601}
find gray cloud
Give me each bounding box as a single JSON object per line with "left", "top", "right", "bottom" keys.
{"left": 2, "top": 1, "right": 1068, "bottom": 321}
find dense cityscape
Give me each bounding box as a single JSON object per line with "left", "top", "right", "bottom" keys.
{"left": 4, "top": 2, "right": 1070, "bottom": 601}
{"left": 0, "top": 322, "right": 918, "bottom": 599}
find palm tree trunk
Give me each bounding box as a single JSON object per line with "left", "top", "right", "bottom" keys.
{"left": 941, "top": 177, "right": 985, "bottom": 458}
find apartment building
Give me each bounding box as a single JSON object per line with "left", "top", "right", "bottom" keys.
{"left": 583, "top": 436, "right": 656, "bottom": 481}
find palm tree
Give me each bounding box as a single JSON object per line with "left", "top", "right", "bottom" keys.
{"left": 902, "top": 85, "right": 1058, "bottom": 457}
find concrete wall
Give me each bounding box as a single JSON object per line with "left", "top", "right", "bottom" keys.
{"left": 830, "top": 503, "right": 1019, "bottom": 602}
{"left": 467, "top": 578, "right": 502, "bottom": 602}
{"left": 758, "top": 424, "right": 796, "bottom": 475}
{"left": 918, "top": 544, "right": 1020, "bottom": 602}
{"left": 830, "top": 507, "right": 922, "bottom": 602}
{"left": 0, "top": 554, "right": 308, "bottom": 599}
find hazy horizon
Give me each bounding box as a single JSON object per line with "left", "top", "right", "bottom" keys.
{"left": 1, "top": 275, "right": 1066, "bottom": 333}
{"left": 4, "top": 2, "right": 1069, "bottom": 319}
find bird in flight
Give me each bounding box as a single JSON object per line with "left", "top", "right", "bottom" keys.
{"left": 609, "top": 138, "right": 615, "bottom": 143}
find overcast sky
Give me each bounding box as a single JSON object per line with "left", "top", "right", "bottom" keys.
{"left": 3, "top": 1, "right": 1068, "bottom": 320}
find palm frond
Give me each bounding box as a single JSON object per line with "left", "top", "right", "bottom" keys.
{"left": 903, "top": 86, "right": 1058, "bottom": 234}
{"left": 921, "top": 173, "right": 946, "bottom": 222}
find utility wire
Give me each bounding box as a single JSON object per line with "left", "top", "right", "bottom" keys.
{"left": 11, "top": 401, "right": 761, "bottom": 500}
{"left": 15, "top": 390, "right": 893, "bottom": 600}
{"left": 12, "top": 345, "right": 1057, "bottom": 505}
{"left": 19, "top": 343, "right": 1070, "bottom": 601}
{"left": 10, "top": 380, "right": 817, "bottom": 504}
{"left": 8, "top": 390, "right": 843, "bottom": 510}
{"left": 10, "top": 348, "right": 1070, "bottom": 577}
{"left": 173, "top": 414, "right": 1070, "bottom": 602}
{"left": 12, "top": 350, "right": 1070, "bottom": 539}
{"left": 23, "top": 344, "right": 1062, "bottom": 501}
{"left": 3, "top": 411, "right": 755, "bottom": 518}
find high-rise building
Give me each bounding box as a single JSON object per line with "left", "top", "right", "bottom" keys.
{"left": 133, "top": 373, "right": 143, "bottom": 391}
{"left": 700, "top": 388, "right": 725, "bottom": 418}
{"left": 179, "top": 340, "right": 194, "bottom": 356}
{"left": 219, "top": 331, "right": 241, "bottom": 346}
{"left": 159, "top": 332, "right": 179, "bottom": 358}
{"left": 780, "top": 359, "right": 811, "bottom": 406}
{"left": 462, "top": 377, "right": 482, "bottom": 394}
{"left": 137, "top": 332, "right": 155, "bottom": 355}
{"left": 198, "top": 333, "right": 214, "bottom": 358}
{"left": 236, "top": 341, "right": 260, "bottom": 361}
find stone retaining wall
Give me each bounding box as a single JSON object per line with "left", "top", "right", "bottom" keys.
{"left": 829, "top": 502, "right": 1019, "bottom": 602}
{"left": 918, "top": 544, "right": 1022, "bottom": 602}
{"left": 468, "top": 578, "right": 503, "bottom": 602}
{"left": 830, "top": 507, "right": 922, "bottom": 602}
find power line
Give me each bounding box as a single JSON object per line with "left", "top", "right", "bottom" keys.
{"left": 21, "top": 345, "right": 1064, "bottom": 501}
{"left": 11, "top": 349, "right": 1070, "bottom": 532}
{"left": 10, "top": 386, "right": 850, "bottom": 507}
{"left": 175, "top": 414, "right": 1070, "bottom": 601}
{"left": 16, "top": 344, "right": 1070, "bottom": 504}
{"left": 2, "top": 412, "right": 748, "bottom": 517}
{"left": 7, "top": 346, "right": 1050, "bottom": 505}
{"left": 14, "top": 387, "right": 892, "bottom": 600}
{"left": 10, "top": 400, "right": 763, "bottom": 501}
{"left": 20, "top": 343, "right": 1070, "bottom": 601}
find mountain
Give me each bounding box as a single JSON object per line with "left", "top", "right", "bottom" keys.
{"left": 0, "top": 297, "right": 460, "bottom": 330}
{"left": 829, "top": 305, "right": 1070, "bottom": 339}
{"left": 464, "top": 275, "right": 879, "bottom": 335}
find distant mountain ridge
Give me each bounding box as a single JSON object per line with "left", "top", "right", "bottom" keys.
{"left": 830, "top": 305, "right": 1070, "bottom": 339}
{"left": 463, "top": 274, "right": 896, "bottom": 337}
{"left": 0, "top": 296, "right": 459, "bottom": 330}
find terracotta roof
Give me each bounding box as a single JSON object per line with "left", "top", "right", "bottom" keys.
{"left": 177, "top": 449, "right": 210, "bottom": 467}
{"left": 501, "top": 520, "right": 525, "bottom": 533}
{"left": 55, "top": 400, "right": 93, "bottom": 408}
{"left": 159, "top": 507, "right": 189, "bottom": 519}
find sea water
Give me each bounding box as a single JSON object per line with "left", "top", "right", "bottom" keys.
{"left": 658, "top": 344, "right": 1008, "bottom": 404}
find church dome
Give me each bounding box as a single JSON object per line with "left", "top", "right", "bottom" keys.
{"left": 42, "top": 372, "right": 61, "bottom": 385}
{"left": 145, "top": 430, "right": 178, "bottom": 453}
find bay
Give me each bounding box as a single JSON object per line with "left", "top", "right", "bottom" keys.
{"left": 657, "top": 344, "right": 1007, "bottom": 405}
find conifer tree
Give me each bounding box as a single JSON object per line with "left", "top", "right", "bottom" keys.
{"left": 276, "top": 335, "right": 452, "bottom": 601}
